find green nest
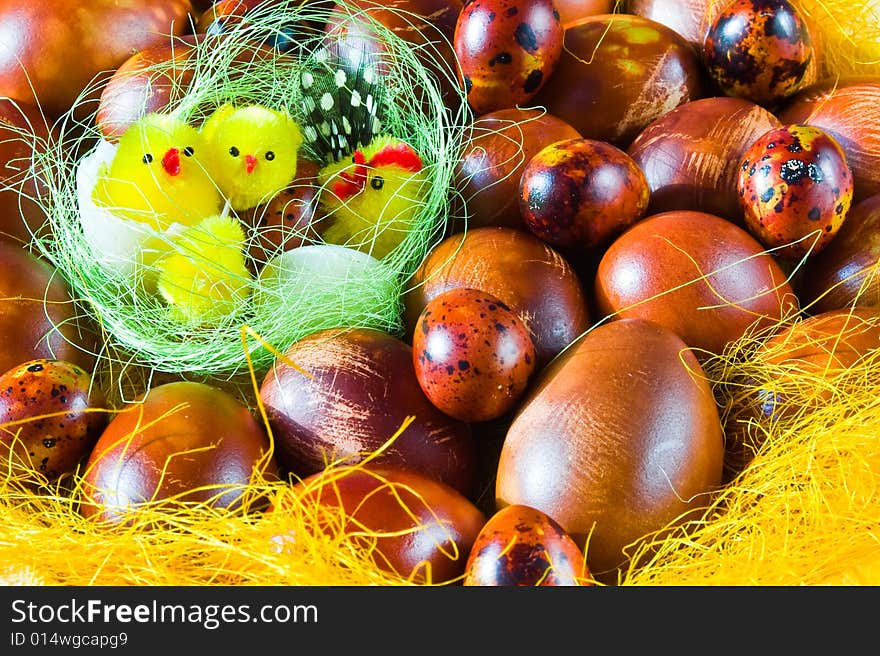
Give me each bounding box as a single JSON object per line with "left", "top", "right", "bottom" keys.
{"left": 27, "top": 0, "right": 469, "bottom": 378}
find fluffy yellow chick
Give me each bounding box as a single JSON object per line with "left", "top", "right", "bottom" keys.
{"left": 92, "top": 113, "right": 223, "bottom": 232}
{"left": 200, "top": 104, "right": 304, "bottom": 212}
{"left": 317, "top": 135, "right": 427, "bottom": 260}
{"left": 155, "top": 213, "right": 252, "bottom": 325}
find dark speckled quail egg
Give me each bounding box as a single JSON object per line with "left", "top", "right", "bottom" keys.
{"left": 412, "top": 287, "right": 537, "bottom": 423}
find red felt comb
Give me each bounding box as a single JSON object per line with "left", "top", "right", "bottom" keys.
{"left": 367, "top": 141, "right": 423, "bottom": 172}
{"left": 332, "top": 150, "right": 367, "bottom": 201}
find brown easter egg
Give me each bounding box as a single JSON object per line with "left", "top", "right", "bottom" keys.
{"left": 627, "top": 96, "right": 783, "bottom": 224}
{"left": 0, "top": 359, "right": 107, "bottom": 481}
{"left": 595, "top": 210, "right": 798, "bottom": 355}
{"left": 628, "top": 0, "right": 721, "bottom": 50}
{"left": 519, "top": 137, "right": 650, "bottom": 249}
{"left": 555, "top": 0, "right": 615, "bottom": 27}
{"left": 259, "top": 328, "right": 477, "bottom": 497}
{"left": 412, "top": 288, "right": 537, "bottom": 423}
{"left": 532, "top": 13, "right": 704, "bottom": 148}
{"left": 463, "top": 504, "right": 590, "bottom": 586}
{"left": 288, "top": 466, "right": 486, "bottom": 583}
{"left": 404, "top": 227, "right": 591, "bottom": 368}
{"left": 80, "top": 381, "right": 276, "bottom": 523}
{"left": 454, "top": 107, "right": 581, "bottom": 231}
{"left": 496, "top": 318, "right": 724, "bottom": 581}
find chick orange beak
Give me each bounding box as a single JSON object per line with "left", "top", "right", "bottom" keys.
{"left": 245, "top": 154, "right": 257, "bottom": 174}
{"left": 162, "top": 148, "right": 181, "bottom": 176}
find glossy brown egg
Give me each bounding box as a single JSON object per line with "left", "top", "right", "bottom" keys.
{"left": 627, "top": 96, "right": 783, "bottom": 224}
{"left": 463, "top": 504, "right": 590, "bottom": 586}
{"left": 703, "top": 0, "right": 812, "bottom": 107}
{"left": 404, "top": 227, "right": 591, "bottom": 368}
{"left": 496, "top": 318, "right": 724, "bottom": 581}
{"left": 287, "top": 466, "right": 486, "bottom": 584}
{"left": 778, "top": 78, "right": 880, "bottom": 202}
{"left": 795, "top": 193, "right": 880, "bottom": 313}
{"left": 259, "top": 328, "right": 477, "bottom": 497}
{"left": 454, "top": 107, "right": 581, "bottom": 231}
{"left": 519, "top": 138, "right": 649, "bottom": 249}
{"left": 453, "top": 0, "right": 563, "bottom": 115}
{"left": 532, "top": 13, "right": 704, "bottom": 148}
{"left": 628, "top": 0, "right": 721, "bottom": 50}
{"left": 80, "top": 381, "right": 276, "bottom": 523}
{"left": 0, "top": 242, "right": 96, "bottom": 375}
{"left": 0, "top": 0, "right": 195, "bottom": 119}
{"left": 0, "top": 359, "right": 107, "bottom": 481}
{"left": 737, "top": 124, "right": 853, "bottom": 260}
{"left": 555, "top": 0, "right": 614, "bottom": 27}
{"left": 412, "top": 288, "right": 536, "bottom": 423}
{"left": 595, "top": 210, "right": 798, "bottom": 356}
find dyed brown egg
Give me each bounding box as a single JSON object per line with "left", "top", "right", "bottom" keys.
{"left": 555, "top": 0, "right": 615, "bottom": 27}
{"left": 737, "top": 124, "right": 853, "bottom": 260}
{"left": 412, "top": 288, "right": 536, "bottom": 423}
{"left": 627, "top": 96, "right": 782, "bottom": 224}
{"left": 519, "top": 138, "right": 649, "bottom": 249}
{"left": 795, "top": 193, "right": 880, "bottom": 313}
{"left": 404, "top": 227, "right": 591, "bottom": 368}
{"left": 532, "top": 13, "right": 704, "bottom": 148}
{"left": 595, "top": 210, "right": 798, "bottom": 355}
{"left": 463, "top": 504, "right": 590, "bottom": 586}
{"left": 80, "top": 381, "right": 276, "bottom": 523}
{"left": 496, "top": 318, "right": 724, "bottom": 581}
{"left": 454, "top": 107, "right": 581, "bottom": 231}
{"left": 0, "top": 359, "right": 107, "bottom": 481}
{"left": 453, "top": 0, "right": 564, "bottom": 115}
{"left": 259, "top": 328, "right": 477, "bottom": 497}
{"left": 703, "top": 0, "right": 812, "bottom": 107}
{"left": 629, "top": 0, "right": 721, "bottom": 50}
{"left": 288, "top": 466, "right": 486, "bottom": 584}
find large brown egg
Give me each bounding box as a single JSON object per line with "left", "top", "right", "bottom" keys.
{"left": 795, "top": 193, "right": 880, "bottom": 313}
{"left": 463, "top": 504, "right": 590, "bottom": 586}
{"left": 80, "top": 381, "right": 276, "bottom": 523}
{"left": 496, "top": 318, "right": 724, "bottom": 581}
{"left": 778, "top": 78, "right": 880, "bottom": 202}
{"left": 555, "top": 1, "right": 615, "bottom": 27}
{"left": 403, "top": 227, "right": 591, "bottom": 368}
{"left": 0, "top": 242, "right": 95, "bottom": 374}
{"left": 531, "top": 13, "right": 704, "bottom": 149}
{"left": 454, "top": 107, "right": 581, "bottom": 231}
{"left": 286, "top": 466, "right": 486, "bottom": 584}
{"left": 258, "top": 328, "right": 477, "bottom": 497}
{"left": 0, "top": 359, "right": 107, "bottom": 481}
{"left": 0, "top": 0, "right": 195, "bottom": 119}
{"left": 628, "top": 0, "right": 721, "bottom": 50}
{"left": 627, "top": 96, "right": 782, "bottom": 224}
{"left": 595, "top": 210, "right": 798, "bottom": 355}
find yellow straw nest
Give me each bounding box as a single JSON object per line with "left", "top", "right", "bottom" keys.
{"left": 795, "top": 0, "right": 880, "bottom": 78}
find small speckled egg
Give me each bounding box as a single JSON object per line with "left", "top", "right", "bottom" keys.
{"left": 737, "top": 124, "right": 854, "bottom": 259}
{"left": 454, "top": 0, "right": 564, "bottom": 115}
{"left": 464, "top": 504, "right": 591, "bottom": 586}
{"left": 703, "top": 0, "right": 812, "bottom": 107}
{"left": 519, "top": 138, "right": 650, "bottom": 249}
{"left": 413, "top": 287, "right": 537, "bottom": 423}
{"left": 0, "top": 359, "right": 107, "bottom": 481}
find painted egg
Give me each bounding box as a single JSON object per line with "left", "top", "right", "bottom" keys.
{"left": 737, "top": 124, "right": 854, "bottom": 260}
{"left": 703, "top": 0, "right": 812, "bottom": 107}
{"left": 519, "top": 138, "right": 650, "bottom": 250}
{"left": 412, "top": 288, "right": 536, "bottom": 423}
{"left": 463, "top": 504, "right": 590, "bottom": 586}
{"left": 0, "top": 359, "right": 107, "bottom": 481}
{"left": 453, "top": 0, "right": 564, "bottom": 115}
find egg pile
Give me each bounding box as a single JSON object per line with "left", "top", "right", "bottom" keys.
{"left": 1, "top": 0, "right": 879, "bottom": 587}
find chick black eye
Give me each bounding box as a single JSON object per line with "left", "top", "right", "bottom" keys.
{"left": 142, "top": 153, "right": 153, "bottom": 164}
{"left": 229, "top": 146, "right": 240, "bottom": 157}
{"left": 265, "top": 151, "right": 275, "bottom": 161}
{"left": 371, "top": 176, "right": 384, "bottom": 190}
{"left": 183, "top": 146, "right": 194, "bottom": 157}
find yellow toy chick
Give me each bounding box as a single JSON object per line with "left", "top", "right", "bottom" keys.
{"left": 155, "top": 213, "right": 252, "bottom": 325}
{"left": 200, "top": 104, "right": 304, "bottom": 212}
{"left": 91, "top": 113, "right": 223, "bottom": 232}
{"left": 317, "top": 135, "right": 427, "bottom": 260}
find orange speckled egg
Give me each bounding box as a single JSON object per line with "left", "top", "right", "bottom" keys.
{"left": 413, "top": 288, "right": 536, "bottom": 423}
{"left": 464, "top": 504, "right": 590, "bottom": 586}
{"left": 738, "top": 124, "right": 853, "bottom": 260}
{"left": 453, "top": 0, "right": 564, "bottom": 115}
